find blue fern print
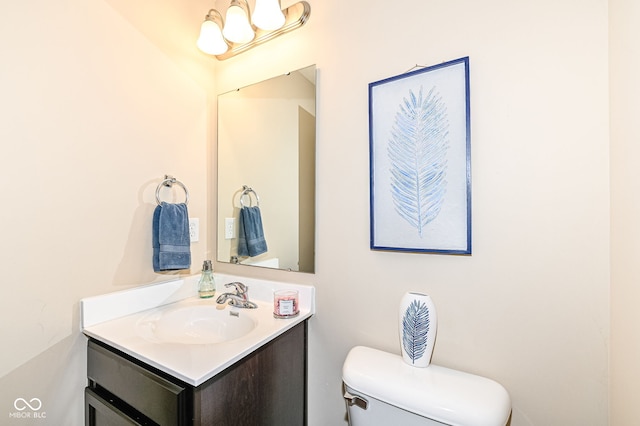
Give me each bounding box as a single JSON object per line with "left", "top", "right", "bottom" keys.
{"left": 388, "top": 86, "right": 450, "bottom": 237}
{"left": 402, "top": 300, "right": 430, "bottom": 364}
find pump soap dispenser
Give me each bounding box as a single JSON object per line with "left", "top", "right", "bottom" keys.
{"left": 198, "top": 260, "right": 216, "bottom": 298}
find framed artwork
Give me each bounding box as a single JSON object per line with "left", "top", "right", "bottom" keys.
{"left": 369, "top": 57, "right": 471, "bottom": 254}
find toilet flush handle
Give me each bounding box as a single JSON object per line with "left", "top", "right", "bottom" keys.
{"left": 344, "top": 390, "right": 368, "bottom": 410}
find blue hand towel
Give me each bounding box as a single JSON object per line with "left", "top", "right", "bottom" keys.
{"left": 152, "top": 202, "right": 191, "bottom": 272}
{"left": 237, "top": 206, "right": 268, "bottom": 257}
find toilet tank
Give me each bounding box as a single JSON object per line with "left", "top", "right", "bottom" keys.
{"left": 342, "top": 346, "right": 511, "bottom": 426}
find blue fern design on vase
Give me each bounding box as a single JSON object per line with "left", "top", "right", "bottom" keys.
{"left": 402, "top": 299, "right": 430, "bottom": 364}
{"left": 388, "top": 86, "right": 450, "bottom": 237}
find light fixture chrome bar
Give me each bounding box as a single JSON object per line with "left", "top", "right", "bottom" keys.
{"left": 215, "top": 1, "right": 310, "bottom": 60}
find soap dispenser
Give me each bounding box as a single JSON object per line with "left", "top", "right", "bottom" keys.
{"left": 198, "top": 260, "right": 216, "bottom": 298}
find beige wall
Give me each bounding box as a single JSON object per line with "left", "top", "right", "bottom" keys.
{"left": 3, "top": 0, "right": 636, "bottom": 424}
{"left": 610, "top": 0, "right": 640, "bottom": 424}
{"left": 0, "top": 0, "right": 213, "bottom": 423}
{"left": 215, "top": 0, "right": 610, "bottom": 425}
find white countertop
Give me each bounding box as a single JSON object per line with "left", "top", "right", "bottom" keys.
{"left": 81, "top": 274, "right": 315, "bottom": 386}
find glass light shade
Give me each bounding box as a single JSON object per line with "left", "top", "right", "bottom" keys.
{"left": 197, "top": 19, "right": 228, "bottom": 55}
{"left": 223, "top": 5, "right": 255, "bottom": 44}
{"left": 252, "top": 0, "right": 286, "bottom": 31}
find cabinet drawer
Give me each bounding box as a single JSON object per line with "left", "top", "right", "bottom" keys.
{"left": 87, "top": 340, "right": 186, "bottom": 425}
{"left": 85, "top": 388, "right": 145, "bottom": 426}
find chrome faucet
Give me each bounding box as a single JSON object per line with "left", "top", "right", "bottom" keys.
{"left": 216, "top": 282, "right": 258, "bottom": 309}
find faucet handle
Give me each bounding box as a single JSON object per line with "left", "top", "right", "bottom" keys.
{"left": 225, "top": 281, "right": 247, "bottom": 294}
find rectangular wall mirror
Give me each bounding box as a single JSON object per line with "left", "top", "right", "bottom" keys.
{"left": 217, "top": 65, "right": 316, "bottom": 273}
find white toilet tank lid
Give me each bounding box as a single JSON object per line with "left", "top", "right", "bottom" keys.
{"left": 342, "top": 346, "right": 511, "bottom": 426}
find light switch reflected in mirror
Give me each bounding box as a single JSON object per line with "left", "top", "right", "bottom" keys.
{"left": 217, "top": 65, "right": 316, "bottom": 273}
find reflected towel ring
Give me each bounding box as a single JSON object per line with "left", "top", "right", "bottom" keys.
{"left": 240, "top": 185, "right": 260, "bottom": 207}
{"left": 155, "top": 175, "right": 189, "bottom": 205}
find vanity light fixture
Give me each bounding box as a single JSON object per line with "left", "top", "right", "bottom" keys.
{"left": 197, "top": 10, "right": 228, "bottom": 55}
{"left": 223, "top": 0, "right": 254, "bottom": 44}
{"left": 252, "top": 0, "right": 286, "bottom": 30}
{"left": 197, "top": 0, "right": 310, "bottom": 60}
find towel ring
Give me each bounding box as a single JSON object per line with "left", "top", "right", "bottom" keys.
{"left": 155, "top": 175, "right": 189, "bottom": 205}
{"left": 240, "top": 185, "right": 260, "bottom": 207}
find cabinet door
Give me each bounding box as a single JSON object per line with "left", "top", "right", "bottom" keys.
{"left": 193, "top": 321, "right": 307, "bottom": 426}
{"left": 85, "top": 388, "right": 147, "bottom": 426}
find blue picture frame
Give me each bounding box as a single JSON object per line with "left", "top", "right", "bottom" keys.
{"left": 369, "top": 57, "right": 471, "bottom": 254}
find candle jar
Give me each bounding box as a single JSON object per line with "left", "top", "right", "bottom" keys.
{"left": 273, "top": 290, "right": 299, "bottom": 319}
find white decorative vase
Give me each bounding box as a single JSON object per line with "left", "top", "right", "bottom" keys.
{"left": 399, "top": 292, "right": 437, "bottom": 368}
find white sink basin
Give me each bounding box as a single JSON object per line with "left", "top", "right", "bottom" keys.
{"left": 136, "top": 301, "right": 257, "bottom": 345}
{"left": 81, "top": 275, "right": 315, "bottom": 385}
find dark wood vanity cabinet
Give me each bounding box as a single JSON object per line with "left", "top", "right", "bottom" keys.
{"left": 85, "top": 321, "right": 307, "bottom": 426}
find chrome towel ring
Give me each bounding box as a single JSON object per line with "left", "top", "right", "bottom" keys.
{"left": 240, "top": 185, "right": 260, "bottom": 207}
{"left": 155, "top": 175, "right": 189, "bottom": 205}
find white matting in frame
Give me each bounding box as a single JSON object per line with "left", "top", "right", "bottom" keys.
{"left": 369, "top": 57, "right": 471, "bottom": 254}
